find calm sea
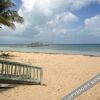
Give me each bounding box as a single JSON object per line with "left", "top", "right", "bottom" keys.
{"left": 0, "top": 44, "right": 100, "bottom": 56}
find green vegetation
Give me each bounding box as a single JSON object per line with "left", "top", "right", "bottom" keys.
{"left": 0, "top": 0, "right": 24, "bottom": 29}
{"left": 28, "top": 42, "right": 49, "bottom": 47}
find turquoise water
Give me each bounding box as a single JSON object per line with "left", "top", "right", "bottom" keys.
{"left": 0, "top": 44, "right": 100, "bottom": 55}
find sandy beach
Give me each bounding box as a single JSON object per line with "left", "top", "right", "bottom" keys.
{"left": 0, "top": 51, "right": 100, "bottom": 100}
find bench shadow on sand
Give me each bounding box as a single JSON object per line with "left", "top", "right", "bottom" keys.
{"left": 0, "top": 84, "right": 19, "bottom": 92}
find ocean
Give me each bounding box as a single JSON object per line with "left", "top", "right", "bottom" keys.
{"left": 0, "top": 44, "right": 100, "bottom": 56}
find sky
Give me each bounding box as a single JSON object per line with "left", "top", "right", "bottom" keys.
{"left": 0, "top": 0, "right": 100, "bottom": 44}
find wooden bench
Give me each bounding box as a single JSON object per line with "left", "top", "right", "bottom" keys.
{"left": 0, "top": 60, "right": 43, "bottom": 85}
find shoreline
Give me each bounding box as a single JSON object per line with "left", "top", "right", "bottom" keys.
{"left": 0, "top": 50, "right": 100, "bottom": 57}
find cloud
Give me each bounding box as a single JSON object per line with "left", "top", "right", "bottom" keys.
{"left": 84, "top": 14, "right": 100, "bottom": 36}
{"left": 1, "top": 0, "right": 100, "bottom": 43}
{"left": 55, "top": 11, "right": 78, "bottom": 23}
{"left": 46, "top": 11, "right": 78, "bottom": 27}
{"left": 21, "top": 0, "right": 35, "bottom": 12}
{"left": 33, "top": 11, "right": 79, "bottom": 36}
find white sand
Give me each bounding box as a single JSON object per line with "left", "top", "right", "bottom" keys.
{"left": 0, "top": 52, "right": 100, "bottom": 100}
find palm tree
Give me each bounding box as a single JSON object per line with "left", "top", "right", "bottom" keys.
{"left": 0, "top": 0, "right": 24, "bottom": 29}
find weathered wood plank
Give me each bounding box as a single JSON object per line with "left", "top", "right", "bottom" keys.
{"left": 1, "top": 62, "right": 4, "bottom": 74}
{"left": 40, "top": 68, "right": 43, "bottom": 85}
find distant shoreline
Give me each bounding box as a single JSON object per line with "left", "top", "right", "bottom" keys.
{"left": 0, "top": 50, "right": 100, "bottom": 57}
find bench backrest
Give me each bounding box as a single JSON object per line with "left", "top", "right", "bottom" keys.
{"left": 0, "top": 60, "right": 43, "bottom": 85}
